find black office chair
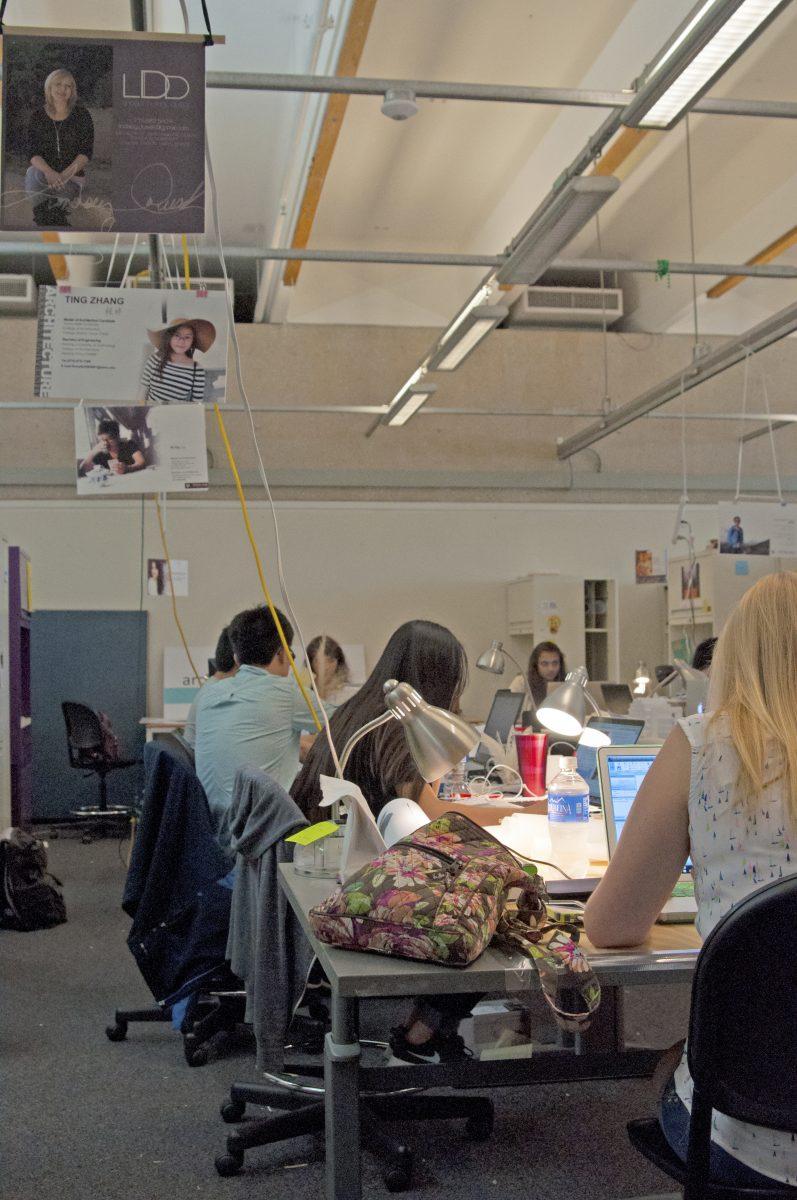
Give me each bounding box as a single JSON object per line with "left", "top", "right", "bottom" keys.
{"left": 627, "top": 874, "right": 797, "bottom": 1200}
{"left": 62, "top": 701, "right": 139, "bottom": 840}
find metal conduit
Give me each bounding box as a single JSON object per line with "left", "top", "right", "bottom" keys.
{"left": 3, "top": 240, "right": 796, "bottom": 280}
{"left": 204, "top": 72, "right": 797, "bottom": 121}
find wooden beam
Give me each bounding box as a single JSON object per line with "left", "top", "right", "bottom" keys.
{"left": 283, "top": 0, "right": 378, "bottom": 287}
{"left": 40, "top": 232, "right": 68, "bottom": 282}
{"left": 707, "top": 223, "right": 797, "bottom": 299}
{"left": 589, "top": 126, "right": 650, "bottom": 177}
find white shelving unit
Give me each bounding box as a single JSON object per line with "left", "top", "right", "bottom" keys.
{"left": 506, "top": 573, "right": 619, "bottom": 681}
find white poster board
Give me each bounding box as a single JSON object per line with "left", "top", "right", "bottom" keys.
{"left": 163, "top": 645, "right": 213, "bottom": 719}
{"left": 75, "top": 404, "right": 208, "bottom": 495}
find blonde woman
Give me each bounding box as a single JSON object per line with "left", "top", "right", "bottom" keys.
{"left": 25, "top": 69, "right": 94, "bottom": 229}
{"left": 585, "top": 572, "right": 797, "bottom": 1187}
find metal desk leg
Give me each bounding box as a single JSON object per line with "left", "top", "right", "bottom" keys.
{"left": 324, "top": 994, "right": 361, "bottom": 1200}
{"left": 576, "top": 984, "right": 624, "bottom": 1054}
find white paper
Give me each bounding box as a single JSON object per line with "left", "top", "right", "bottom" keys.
{"left": 163, "top": 644, "right": 213, "bottom": 719}
{"left": 318, "top": 774, "right": 385, "bottom": 879}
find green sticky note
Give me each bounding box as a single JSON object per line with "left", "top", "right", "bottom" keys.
{"left": 286, "top": 821, "right": 339, "bottom": 846}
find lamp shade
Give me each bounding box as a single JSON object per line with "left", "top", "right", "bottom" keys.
{"left": 383, "top": 680, "right": 479, "bottom": 782}
{"left": 476, "top": 640, "right": 506, "bottom": 675}
{"left": 535, "top": 667, "right": 593, "bottom": 737}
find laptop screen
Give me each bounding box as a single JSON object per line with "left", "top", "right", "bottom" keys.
{"left": 605, "top": 752, "right": 656, "bottom": 842}
{"left": 473, "top": 689, "right": 525, "bottom": 764}
{"left": 576, "top": 719, "right": 644, "bottom": 802}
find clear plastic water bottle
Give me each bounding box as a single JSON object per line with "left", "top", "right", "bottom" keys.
{"left": 441, "top": 758, "right": 469, "bottom": 799}
{"left": 547, "top": 756, "right": 590, "bottom": 872}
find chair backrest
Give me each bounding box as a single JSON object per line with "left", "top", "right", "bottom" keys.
{"left": 687, "top": 872, "right": 797, "bottom": 1133}
{"left": 153, "top": 730, "right": 195, "bottom": 770}
{"left": 62, "top": 701, "right": 104, "bottom": 767}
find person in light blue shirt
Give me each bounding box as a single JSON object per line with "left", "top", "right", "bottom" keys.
{"left": 195, "top": 604, "right": 336, "bottom": 853}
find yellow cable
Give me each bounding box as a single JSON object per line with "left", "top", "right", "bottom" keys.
{"left": 213, "top": 404, "right": 321, "bottom": 730}
{"left": 153, "top": 495, "right": 202, "bottom": 683}
{"left": 181, "top": 234, "right": 191, "bottom": 289}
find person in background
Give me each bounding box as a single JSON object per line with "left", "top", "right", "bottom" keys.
{"left": 194, "top": 605, "right": 336, "bottom": 853}
{"left": 292, "top": 618, "right": 481, "bottom": 1066}
{"left": 691, "top": 636, "right": 717, "bottom": 675}
{"left": 584, "top": 573, "right": 797, "bottom": 1188}
{"left": 306, "top": 634, "right": 359, "bottom": 706}
{"left": 726, "top": 514, "right": 744, "bottom": 552}
{"left": 25, "top": 68, "right": 94, "bottom": 228}
{"left": 527, "top": 641, "right": 566, "bottom": 708}
{"left": 182, "top": 626, "right": 238, "bottom": 748}
{"left": 78, "top": 419, "right": 145, "bottom": 477}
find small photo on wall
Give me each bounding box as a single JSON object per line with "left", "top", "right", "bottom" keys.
{"left": 146, "top": 558, "right": 188, "bottom": 597}
{"left": 74, "top": 404, "right": 208, "bottom": 495}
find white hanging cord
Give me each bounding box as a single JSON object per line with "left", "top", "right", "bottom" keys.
{"left": 679, "top": 370, "right": 689, "bottom": 505}
{"left": 684, "top": 115, "right": 700, "bottom": 354}
{"left": 118, "top": 234, "right": 140, "bottom": 289}
{"left": 734, "top": 350, "right": 752, "bottom": 502}
{"left": 734, "top": 354, "right": 783, "bottom": 504}
{"left": 104, "top": 234, "right": 120, "bottom": 287}
{"left": 762, "top": 368, "right": 784, "bottom": 505}
{"left": 595, "top": 212, "right": 610, "bottom": 415}
{"left": 179, "top": 0, "right": 342, "bottom": 777}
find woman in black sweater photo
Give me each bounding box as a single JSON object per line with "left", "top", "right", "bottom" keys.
{"left": 24, "top": 68, "right": 94, "bottom": 228}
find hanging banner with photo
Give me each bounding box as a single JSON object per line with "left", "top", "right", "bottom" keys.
{"left": 1, "top": 29, "right": 205, "bottom": 233}
{"left": 717, "top": 501, "right": 797, "bottom": 557}
{"left": 35, "top": 286, "right": 228, "bottom": 403}
{"left": 635, "top": 549, "right": 666, "bottom": 584}
{"left": 74, "top": 404, "right": 208, "bottom": 495}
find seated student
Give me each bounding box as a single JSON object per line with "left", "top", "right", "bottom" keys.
{"left": 584, "top": 573, "right": 797, "bottom": 1188}
{"left": 293, "top": 618, "right": 525, "bottom": 830}
{"left": 306, "top": 634, "right": 360, "bottom": 706}
{"left": 293, "top": 618, "right": 497, "bottom": 1064}
{"left": 194, "top": 605, "right": 336, "bottom": 854}
{"left": 182, "top": 626, "right": 237, "bottom": 748}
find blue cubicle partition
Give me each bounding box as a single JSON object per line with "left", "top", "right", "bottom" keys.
{"left": 30, "top": 610, "right": 147, "bottom": 819}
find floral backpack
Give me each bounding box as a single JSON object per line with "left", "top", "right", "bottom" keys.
{"left": 309, "top": 812, "right": 600, "bottom": 1031}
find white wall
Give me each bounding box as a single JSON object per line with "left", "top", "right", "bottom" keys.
{"left": 0, "top": 498, "right": 719, "bottom": 719}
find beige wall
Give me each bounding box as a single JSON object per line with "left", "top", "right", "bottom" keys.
{"left": 0, "top": 498, "right": 716, "bottom": 718}
{"left": 1, "top": 319, "right": 795, "bottom": 502}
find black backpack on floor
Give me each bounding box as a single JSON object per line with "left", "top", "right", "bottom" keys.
{"left": 0, "top": 829, "right": 67, "bottom": 931}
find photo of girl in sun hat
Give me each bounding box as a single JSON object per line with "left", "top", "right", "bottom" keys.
{"left": 138, "top": 316, "right": 216, "bottom": 404}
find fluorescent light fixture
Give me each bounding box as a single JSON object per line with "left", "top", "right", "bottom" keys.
{"left": 427, "top": 305, "right": 509, "bottom": 371}
{"left": 623, "top": 0, "right": 791, "bottom": 130}
{"left": 495, "top": 176, "right": 620, "bottom": 286}
{"left": 386, "top": 384, "right": 437, "bottom": 427}
{"left": 387, "top": 366, "right": 425, "bottom": 411}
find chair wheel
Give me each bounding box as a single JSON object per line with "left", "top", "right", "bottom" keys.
{"left": 81, "top": 832, "right": 93, "bottom": 844}
{"left": 215, "top": 1149, "right": 244, "bottom": 1177}
{"left": 383, "top": 1165, "right": 413, "bottom": 1193}
{"left": 465, "top": 1112, "right": 494, "bottom": 1142}
{"left": 185, "top": 1039, "right": 209, "bottom": 1067}
{"left": 220, "top": 1099, "right": 246, "bottom": 1123}
{"left": 106, "top": 1021, "right": 128, "bottom": 1042}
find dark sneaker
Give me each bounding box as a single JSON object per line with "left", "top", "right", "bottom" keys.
{"left": 385, "top": 1026, "right": 473, "bottom": 1066}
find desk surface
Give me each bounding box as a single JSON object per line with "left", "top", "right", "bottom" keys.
{"left": 279, "top": 863, "right": 700, "bottom": 1000}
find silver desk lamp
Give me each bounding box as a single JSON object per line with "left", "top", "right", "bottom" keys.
{"left": 535, "top": 667, "right": 610, "bottom": 747}
{"left": 476, "top": 640, "right": 533, "bottom": 713}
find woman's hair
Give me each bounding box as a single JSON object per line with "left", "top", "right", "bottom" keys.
{"left": 153, "top": 324, "right": 195, "bottom": 377}
{"left": 306, "top": 634, "right": 350, "bottom": 698}
{"left": 527, "top": 640, "right": 566, "bottom": 707}
{"left": 44, "top": 69, "right": 77, "bottom": 116}
{"left": 708, "top": 572, "right": 797, "bottom": 824}
{"left": 292, "top": 619, "right": 468, "bottom": 821}
{"left": 692, "top": 636, "right": 717, "bottom": 673}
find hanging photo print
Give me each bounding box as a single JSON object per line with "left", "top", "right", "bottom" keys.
{"left": 35, "top": 286, "right": 228, "bottom": 403}
{"left": 74, "top": 404, "right": 208, "bottom": 495}
{"left": 635, "top": 549, "right": 666, "bottom": 584}
{"left": 1, "top": 29, "right": 205, "bottom": 233}
{"left": 717, "top": 501, "right": 797, "bottom": 557}
{"left": 146, "top": 558, "right": 189, "bottom": 597}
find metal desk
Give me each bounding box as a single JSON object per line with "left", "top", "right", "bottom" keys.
{"left": 279, "top": 864, "right": 701, "bottom": 1200}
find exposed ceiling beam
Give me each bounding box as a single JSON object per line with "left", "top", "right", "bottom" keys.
{"left": 205, "top": 72, "right": 797, "bottom": 120}
{"left": 557, "top": 299, "right": 797, "bottom": 460}
{"left": 707, "top": 222, "right": 797, "bottom": 299}
{"left": 282, "top": 0, "right": 377, "bottom": 288}
{"left": 739, "top": 418, "right": 795, "bottom": 444}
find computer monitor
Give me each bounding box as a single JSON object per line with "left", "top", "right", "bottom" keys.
{"left": 576, "top": 716, "right": 644, "bottom": 803}
{"left": 600, "top": 682, "right": 634, "bottom": 715}
{"left": 472, "top": 689, "right": 525, "bottom": 765}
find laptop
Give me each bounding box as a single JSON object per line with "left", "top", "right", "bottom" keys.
{"left": 471, "top": 689, "right": 525, "bottom": 767}
{"left": 599, "top": 682, "right": 634, "bottom": 715}
{"left": 597, "top": 745, "right": 697, "bottom": 923}
{"left": 576, "top": 716, "right": 644, "bottom": 804}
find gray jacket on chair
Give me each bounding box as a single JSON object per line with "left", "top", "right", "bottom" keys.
{"left": 225, "top": 766, "right": 313, "bottom": 1070}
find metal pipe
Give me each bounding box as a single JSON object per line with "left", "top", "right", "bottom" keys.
{"left": 740, "top": 418, "right": 795, "bottom": 444}
{"left": 205, "top": 72, "right": 797, "bottom": 121}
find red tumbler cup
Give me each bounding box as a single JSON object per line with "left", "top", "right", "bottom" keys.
{"left": 515, "top": 731, "right": 548, "bottom": 796}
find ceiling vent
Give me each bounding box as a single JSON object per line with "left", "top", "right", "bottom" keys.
{"left": 508, "top": 285, "right": 623, "bottom": 329}
{"left": 124, "top": 275, "right": 234, "bottom": 303}
{"left": 0, "top": 274, "right": 36, "bottom": 313}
